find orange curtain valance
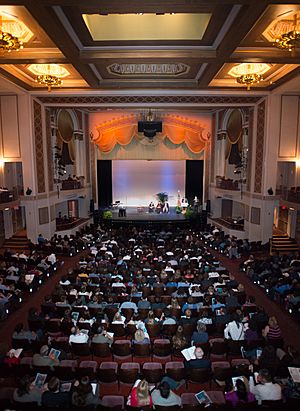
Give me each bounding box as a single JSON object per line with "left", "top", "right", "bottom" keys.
{"left": 92, "top": 114, "right": 210, "bottom": 153}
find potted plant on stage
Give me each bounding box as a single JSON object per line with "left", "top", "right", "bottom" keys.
{"left": 103, "top": 210, "right": 113, "bottom": 220}
{"left": 175, "top": 205, "right": 182, "bottom": 214}
{"left": 156, "top": 192, "right": 168, "bottom": 204}
{"left": 184, "top": 206, "right": 195, "bottom": 219}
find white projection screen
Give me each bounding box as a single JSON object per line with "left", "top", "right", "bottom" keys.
{"left": 112, "top": 160, "right": 185, "bottom": 206}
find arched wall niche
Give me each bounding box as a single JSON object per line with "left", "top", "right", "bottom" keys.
{"left": 215, "top": 108, "right": 249, "bottom": 181}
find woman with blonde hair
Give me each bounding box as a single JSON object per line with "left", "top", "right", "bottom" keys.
{"left": 128, "top": 379, "right": 153, "bottom": 407}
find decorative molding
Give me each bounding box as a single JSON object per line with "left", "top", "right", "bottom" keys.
{"left": 107, "top": 63, "right": 190, "bottom": 77}
{"left": 91, "top": 142, "right": 96, "bottom": 203}
{"left": 45, "top": 109, "right": 54, "bottom": 192}
{"left": 254, "top": 101, "right": 266, "bottom": 194}
{"left": 37, "top": 95, "right": 262, "bottom": 106}
{"left": 210, "top": 113, "right": 216, "bottom": 182}
{"left": 33, "top": 100, "right": 46, "bottom": 194}
{"left": 247, "top": 108, "right": 254, "bottom": 192}
{"left": 85, "top": 113, "right": 91, "bottom": 184}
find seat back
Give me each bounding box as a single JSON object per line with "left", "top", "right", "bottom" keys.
{"left": 91, "top": 342, "right": 111, "bottom": 357}
{"left": 71, "top": 342, "right": 91, "bottom": 357}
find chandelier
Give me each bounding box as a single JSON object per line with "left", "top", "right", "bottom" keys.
{"left": 28, "top": 64, "right": 69, "bottom": 92}
{"left": 236, "top": 73, "right": 262, "bottom": 91}
{"left": 228, "top": 63, "right": 270, "bottom": 91}
{"left": 274, "top": 30, "right": 300, "bottom": 54}
{"left": 0, "top": 31, "right": 23, "bottom": 52}
{"left": 35, "top": 74, "right": 63, "bottom": 92}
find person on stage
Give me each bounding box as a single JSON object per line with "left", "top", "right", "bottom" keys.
{"left": 156, "top": 202, "right": 162, "bottom": 213}
{"left": 163, "top": 201, "right": 169, "bottom": 213}
{"left": 149, "top": 201, "right": 155, "bottom": 213}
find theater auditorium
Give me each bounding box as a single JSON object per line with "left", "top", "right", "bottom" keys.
{"left": 0, "top": 1, "right": 300, "bottom": 410}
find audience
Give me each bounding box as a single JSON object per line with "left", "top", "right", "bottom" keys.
{"left": 2, "top": 223, "right": 299, "bottom": 409}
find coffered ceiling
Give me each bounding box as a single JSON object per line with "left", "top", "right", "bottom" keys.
{"left": 0, "top": 1, "right": 300, "bottom": 92}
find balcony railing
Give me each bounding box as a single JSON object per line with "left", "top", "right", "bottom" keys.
{"left": 216, "top": 176, "right": 239, "bottom": 191}
{"left": 61, "top": 180, "right": 82, "bottom": 190}
{"left": 0, "top": 190, "right": 15, "bottom": 204}
{"left": 277, "top": 186, "right": 300, "bottom": 204}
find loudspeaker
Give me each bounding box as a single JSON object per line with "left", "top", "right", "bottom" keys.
{"left": 267, "top": 187, "right": 274, "bottom": 195}
{"left": 138, "top": 121, "right": 162, "bottom": 138}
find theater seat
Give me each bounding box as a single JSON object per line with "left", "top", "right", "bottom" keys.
{"left": 181, "top": 392, "right": 203, "bottom": 411}
{"left": 119, "top": 362, "right": 140, "bottom": 396}
{"left": 142, "top": 362, "right": 163, "bottom": 383}
{"left": 54, "top": 360, "right": 77, "bottom": 381}
{"left": 78, "top": 360, "right": 98, "bottom": 379}
{"left": 165, "top": 361, "right": 185, "bottom": 381}
{"left": 112, "top": 339, "right": 132, "bottom": 363}
{"left": 98, "top": 362, "right": 119, "bottom": 397}
{"left": 101, "top": 395, "right": 125, "bottom": 411}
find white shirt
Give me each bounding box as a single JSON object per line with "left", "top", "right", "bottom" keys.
{"left": 47, "top": 254, "right": 57, "bottom": 265}
{"left": 224, "top": 321, "right": 245, "bottom": 340}
{"left": 249, "top": 377, "right": 282, "bottom": 405}
{"left": 69, "top": 332, "right": 89, "bottom": 344}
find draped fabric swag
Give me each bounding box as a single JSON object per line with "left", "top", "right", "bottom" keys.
{"left": 92, "top": 114, "right": 210, "bottom": 153}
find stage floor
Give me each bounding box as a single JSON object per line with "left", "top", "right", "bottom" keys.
{"left": 112, "top": 206, "right": 185, "bottom": 221}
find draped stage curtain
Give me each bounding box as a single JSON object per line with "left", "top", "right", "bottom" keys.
{"left": 93, "top": 114, "right": 210, "bottom": 154}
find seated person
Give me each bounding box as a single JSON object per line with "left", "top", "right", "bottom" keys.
{"left": 92, "top": 326, "right": 113, "bottom": 346}
{"left": 148, "top": 201, "right": 155, "bottom": 212}
{"left": 69, "top": 326, "right": 89, "bottom": 344}
{"left": 225, "top": 378, "right": 256, "bottom": 407}
{"left": 13, "top": 375, "right": 43, "bottom": 405}
{"left": 181, "top": 197, "right": 189, "bottom": 207}
{"left": 42, "top": 377, "right": 70, "bottom": 409}
{"left": 3, "top": 349, "right": 21, "bottom": 367}
{"left": 156, "top": 201, "right": 162, "bottom": 213}
{"left": 33, "top": 345, "right": 60, "bottom": 370}
{"left": 184, "top": 347, "right": 211, "bottom": 369}
{"left": 133, "top": 329, "right": 150, "bottom": 344}
{"left": 191, "top": 323, "right": 209, "bottom": 345}
{"left": 128, "top": 379, "right": 153, "bottom": 408}
{"left": 72, "top": 376, "right": 99, "bottom": 407}
{"left": 152, "top": 381, "right": 181, "bottom": 407}
{"left": 249, "top": 368, "right": 282, "bottom": 405}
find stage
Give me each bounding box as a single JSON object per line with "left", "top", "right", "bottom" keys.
{"left": 112, "top": 206, "right": 186, "bottom": 222}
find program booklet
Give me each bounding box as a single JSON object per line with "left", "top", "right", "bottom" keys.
{"left": 33, "top": 373, "right": 47, "bottom": 388}
{"left": 232, "top": 376, "right": 246, "bottom": 390}
{"left": 195, "top": 391, "right": 212, "bottom": 407}
{"left": 288, "top": 367, "right": 300, "bottom": 383}
{"left": 91, "top": 383, "right": 98, "bottom": 395}
{"left": 49, "top": 348, "right": 61, "bottom": 359}
{"left": 181, "top": 346, "right": 196, "bottom": 361}
{"left": 71, "top": 312, "right": 79, "bottom": 322}
{"left": 61, "top": 382, "right": 72, "bottom": 392}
